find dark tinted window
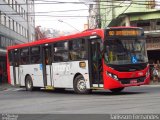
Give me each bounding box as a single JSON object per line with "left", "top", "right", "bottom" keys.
{"left": 31, "top": 46, "right": 40, "bottom": 55}
{"left": 69, "top": 39, "right": 87, "bottom": 61}
{"left": 53, "top": 41, "right": 69, "bottom": 62}
{"left": 20, "top": 48, "right": 29, "bottom": 65}
{"left": 30, "top": 46, "right": 41, "bottom": 64}
{"left": 13, "top": 50, "right": 19, "bottom": 66}
{"left": 54, "top": 41, "right": 68, "bottom": 52}
{"left": 21, "top": 48, "right": 29, "bottom": 56}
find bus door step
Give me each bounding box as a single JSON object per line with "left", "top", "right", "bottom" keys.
{"left": 45, "top": 86, "right": 54, "bottom": 90}
{"left": 92, "top": 84, "right": 104, "bottom": 88}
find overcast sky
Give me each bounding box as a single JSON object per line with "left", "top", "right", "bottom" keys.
{"left": 35, "top": 0, "right": 89, "bottom": 32}
{"left": 35, "top": 0, "right": 160, "bottom": 33}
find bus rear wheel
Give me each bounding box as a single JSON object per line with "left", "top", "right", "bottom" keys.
{"left": 110, "top": 87, "right": 124, "bottom": 93}
{"left": 73, "top": 75, "right": 90, "bottom": 94}
{"left": 25, "top": 76, "right": 33, "bottom": 91}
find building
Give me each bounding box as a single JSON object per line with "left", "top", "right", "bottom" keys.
{"left": 0, "top": 0, "right": 35, "bottom": 83}
{"left": 89, "top": 0, "right": 160, "bottom": 62}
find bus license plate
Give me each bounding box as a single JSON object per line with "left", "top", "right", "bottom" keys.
{"left": 130, "top": 79, "right": 137, "bottom": 84}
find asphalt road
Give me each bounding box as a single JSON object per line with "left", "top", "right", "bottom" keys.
{"left": 0, "top": 85, "right": 160, "bottom": 114}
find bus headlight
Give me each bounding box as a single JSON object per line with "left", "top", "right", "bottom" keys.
{"left": 106, "top": 72, "right": 119, "bottom": 80}
{"left": 113, "top": 75, "right": 118, "bottom": 80}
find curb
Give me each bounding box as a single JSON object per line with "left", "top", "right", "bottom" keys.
{"left": 0, "top": 83, "right": 14, "bottom": 91}
{"left": 141, "top": 84, "right": 160, "bottom": 87}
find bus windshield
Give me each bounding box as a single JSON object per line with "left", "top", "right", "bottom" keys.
{"left": 104, "top": 38, "right": 148, "bottom": 65}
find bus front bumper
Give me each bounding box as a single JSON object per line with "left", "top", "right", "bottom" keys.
{"left": 103, "top": 74, "right": 150, "bottom": 90}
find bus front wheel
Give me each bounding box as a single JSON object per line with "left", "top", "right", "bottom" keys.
{"left": 73, "top": 75, "right": 90, "bottom": 94}
{"left": 25, "top": 76, "right": 33, "bottom": 91}
{"left": 110, "top": 87, "right": 124, "bottom": 93}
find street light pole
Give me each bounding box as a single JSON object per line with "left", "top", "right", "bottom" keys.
{"left": 58, "top": 20, "right": 80, "bottom": 32}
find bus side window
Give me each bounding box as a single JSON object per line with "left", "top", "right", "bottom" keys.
{"left": 53, "top": 41, "right": 69, "bottom": 62}
{"left": 20, "top": 48, "right": 29, "bottom": 65}
{"left": 45, "top": 47, "right": 52, "bottom": 65}
{"left": 69, "top": 38, "right": 87, "bottom": 61}
{"left": 30, "top": 46, "right": 41, "bottom": 64}
{"left": 13, "top": 50, "right": 19, "bottom": 66}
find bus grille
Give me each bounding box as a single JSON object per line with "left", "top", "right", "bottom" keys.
{"left": 119, "top": 76, "right": 145, "bottom": 84}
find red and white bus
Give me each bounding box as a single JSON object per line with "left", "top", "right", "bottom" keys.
{"left": 7, "top": 27, "right": 150, "bottom": 94}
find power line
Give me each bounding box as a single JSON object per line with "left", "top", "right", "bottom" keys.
{"left": 1, "top": 1, "right": 160, "bottom": 5}
{"left": 0, "top": 1, "right": 160, "bottom": 24}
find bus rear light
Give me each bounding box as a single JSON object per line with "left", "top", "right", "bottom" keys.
{"left": 106, "top": 72, "right": 119, "bottom": 80}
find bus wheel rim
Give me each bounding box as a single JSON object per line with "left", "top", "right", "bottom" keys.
{"left": 77, "top": 79, "right": 86, "bottom": 91}
{"left": 27, "top": 80, "right": 32, "bottom": 89}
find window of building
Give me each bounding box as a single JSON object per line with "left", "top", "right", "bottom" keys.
{"left": 23, "top": 28, "right": 25, "bottom": 37}
{"left": 30, "top": 46, "right": 41, "bottom": 64}
{"left": 16, "top": 23, "right": 19, "bottom": 33}
{"left": 69, "top": 38, "right": 87, "bottom": 61}
{"left": 25, "top": 29, "right": 28, "bottom": 38}
{"left": 8, "top": 17, "right": 11, "bottom": 29}
{"left": 5, "top": 38, "right": 10, "bottom": 47}
{"left": 21, "top": 26, "right": 23, "bottom": 35}
{"left": 0, "top": 36, "right": 11, "bottom": 48}
{"left": 17, "top": 4, "right": 19, "bottom": 13}
{"left": 1, "top": 13, "right": 6, "bottom": 26}
{"left": 9, "top": 0, "right": 12, "bottom": 7}
{"left": 137, "top": 22, "right": 150, "bottom": 27}
{"left": 11, "top": 0, "right": 14, "bottom": 8}
{"left": 157, "top": 21, "right": 160, "bottom": 25}
{"left": 14, "top": 21, "right": 16, "bottom": 32}
{"left": 24, "top": 10, "right": 26, "bottom": 19}
{"left": 13, "top": 0, "right": 16, "bottom": 10}
{"left": 22, "top": 8, "right": 25, "bottom": 19}
{"left": 19, "top": 24, "right": 21, "bottom": 34}
{"left": 21, "top": 7, "right": 23, "bottom": 17}
{"left": 4, "top": 14, "right": 6, "bottom": 26}
{"left": 12, "top": 19, "right": 14, "bottom": 30}
{"left": 15, "top": 1, "right": 18, "bottom": 12}
{"left": 1, "top": 36, "right": 6, "bottom": 48}
{"left": 0, "top": 11, "right": 1, "bottom": 24}
{"left": 147, "top": 0, "right": 155, "bottom": 9}
{"left": 18, "top": 24, "right": 21, "bottom": 34}
{"left": 4, "top": 0, "right": 8, "bottom": 3}
{"left": 53, "top": 41, "right": 69, "bottom": 62}
{"left": 6, "top": 16, "right": 9, "bottom": 28}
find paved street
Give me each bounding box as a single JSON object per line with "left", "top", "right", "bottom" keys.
{"left": 0, "top": 85, "right": 159, "bottom": 114}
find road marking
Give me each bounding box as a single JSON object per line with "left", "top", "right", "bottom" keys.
{"left": 3, "top": 88, "right": 23, "bottom": 92}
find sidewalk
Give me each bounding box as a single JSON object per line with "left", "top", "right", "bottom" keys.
{"left": 0, "top": 83, "right": 14, "bottom": 91}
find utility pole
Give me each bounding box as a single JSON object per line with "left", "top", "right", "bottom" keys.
{"left": 112, "top": 0, "right": 115, "bottom": 20}
{"left": 97, "top": 0, "right": 101, "bottom": 28}
{"left": 26, "top": 0, "right": 30, "bottom": 42}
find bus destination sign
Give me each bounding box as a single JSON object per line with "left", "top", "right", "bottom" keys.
{"left": 108, "top": 29, "right": 142, "bottom": 36}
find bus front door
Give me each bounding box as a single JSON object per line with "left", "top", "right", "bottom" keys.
{"left": 13, "top": 50, "right": 20, "bottom": 85}
{"left": 42, "top": 46, "right": 53, "bottom": 88}
{"left": 89, "top": 38, "right": 103, "bottom": 87}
